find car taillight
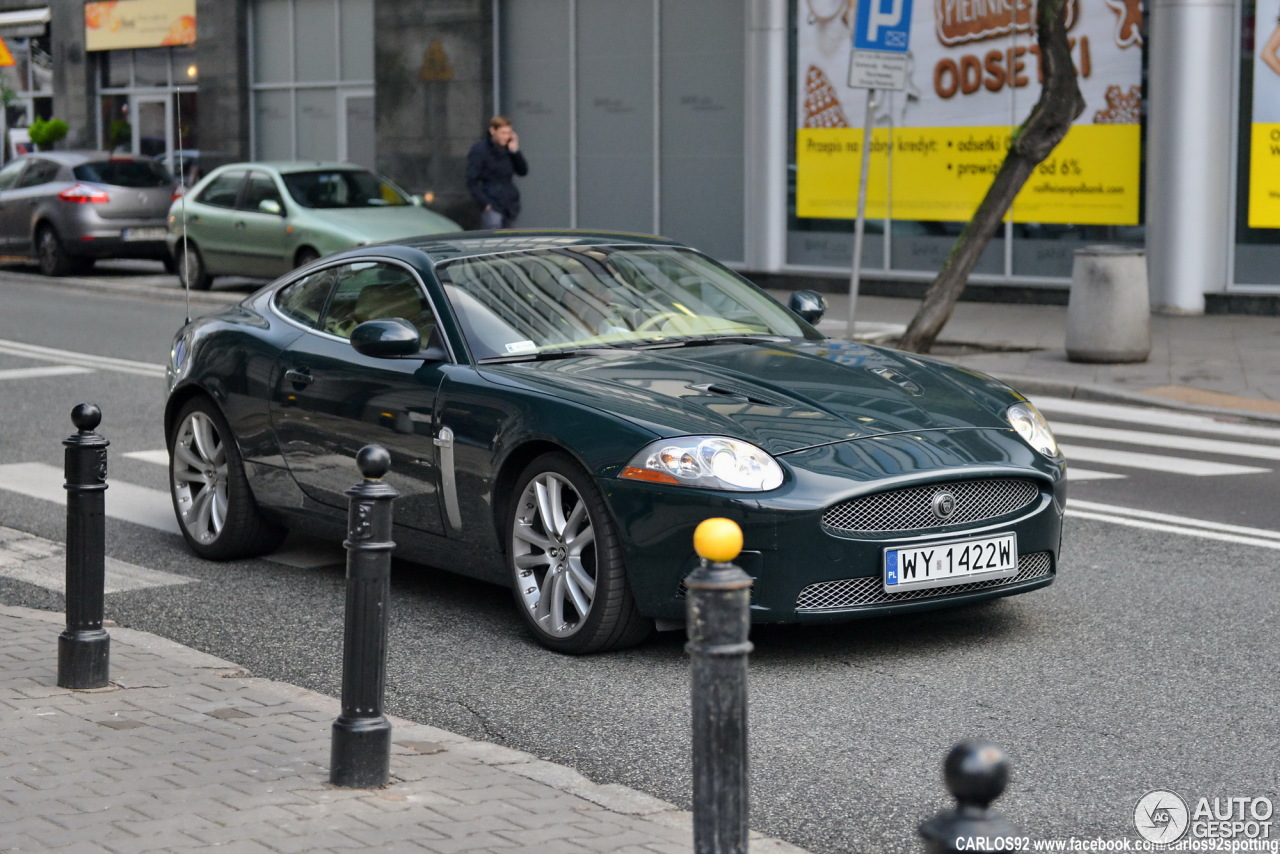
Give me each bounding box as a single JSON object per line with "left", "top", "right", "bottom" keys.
{"left": 172, "top": 187, "right": 186, "bottom": 201}
{"left": 58, "top": 184, "right": 110, "bottom": 204}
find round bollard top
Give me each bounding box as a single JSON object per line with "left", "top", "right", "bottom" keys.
{"left": 71, "top": 402, "right": 102, "bottom": 432}
{"left": 356, "top": 444, "right": 391, "bottom": 480}
{"left": 944, "top": 740, "right": 1009, "bottom": 809}
{"left": 693, "top": 517, "right": 743, "bottom": 563}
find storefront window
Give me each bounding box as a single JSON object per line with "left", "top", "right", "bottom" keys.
{"left": 788, "top": 0, "right": 1146, "bottom": 282}
{"left": 1235, "top": 0, "right": 1280, "bottom": 286}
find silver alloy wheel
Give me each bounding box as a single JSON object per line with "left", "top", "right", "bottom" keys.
{"left": 511, "top": 472, "right": 598, "bottom": 638}
{"left": 172, "top": 410, "right": 229, "bottom": 544}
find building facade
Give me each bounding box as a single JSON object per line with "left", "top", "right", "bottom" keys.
{"left": 0, "top": 0, "right": 1272, "bottom": 313}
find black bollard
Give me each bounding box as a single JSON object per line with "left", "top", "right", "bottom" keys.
{"left": 919, "top": 741, "right": 1023, "bottom": 853}
{"left": 686, "top": 518, "right": 753, "bottom": 854}
{"left": 330, "top": 444, "right": 397, "bottom": 788}
{"left": 59, "top": 403, "right": 110, "bottom": 689}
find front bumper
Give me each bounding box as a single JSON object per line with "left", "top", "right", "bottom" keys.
{"left": 602, "top": 428, "right": 1066, "bottom": 623}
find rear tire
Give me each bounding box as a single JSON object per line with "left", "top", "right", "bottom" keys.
{"left": 506, "top": 453, "right": 651, "bottom": 654}
{"left": 36, "top": 226, "right": 74, "bottom": 276}
{"left": 170, "top": 396, "right": 286, "bottom": 560}
{"left": 176, "top": 242, "right": 212, "bottom": 290}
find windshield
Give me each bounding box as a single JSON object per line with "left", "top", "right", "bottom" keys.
{"left": 281, "top": 169, "right": 412, "bottom": 208}
{"left": 436, "top": 245, "right": 822, "bottom": 362}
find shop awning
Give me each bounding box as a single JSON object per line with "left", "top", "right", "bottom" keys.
{"left": 0, "top": 7, "right": 50, "bottom": 38}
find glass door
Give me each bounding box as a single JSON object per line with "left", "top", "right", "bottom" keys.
{"left": 132, "top": 94, "right": 172, "bottom": 161}
{"left": 341, "top": 91, "right": 375, "bottom": 170}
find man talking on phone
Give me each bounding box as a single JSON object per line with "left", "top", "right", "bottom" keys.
{"left": 465, "top": 115, "right": 529, "bottom": 229}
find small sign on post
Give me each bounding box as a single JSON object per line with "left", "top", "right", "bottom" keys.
{"left": 846, "top": 0, "right": 914, "bottom": 334}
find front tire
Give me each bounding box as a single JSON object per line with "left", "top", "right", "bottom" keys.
{"left": 170, "top": 397, "right": 286, "bottom": 560}
{"left": 507, "top": 453, "right": 651, "bottom": 654}
{"left": 294, "top": 247, "right": 320, "bottom": 268}
{"left": 176, "top": 242, "right": 212, "bottom": 290}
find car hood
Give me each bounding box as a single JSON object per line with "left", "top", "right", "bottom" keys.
{"left": 304, "top": 206, "right": 458, "bottom": 239}
{"left": 480, "top": 339, "right": 1024, "bottom": 455}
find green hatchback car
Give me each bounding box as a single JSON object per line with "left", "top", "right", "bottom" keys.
{"left": 166, "top": 161, "right": 458, "bottom": 289}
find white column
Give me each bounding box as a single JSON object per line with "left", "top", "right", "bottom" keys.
{"left": 744, "top": 0, "right": 788, "bottom": 272}
{"left": 1144, "top": 0, "right": 1236, "bottom": 314}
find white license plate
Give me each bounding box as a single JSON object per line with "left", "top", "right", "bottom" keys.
{"left": 884, "top": 533, "right": 1018, "bottom": 592}
{"left": 123, "top": 227, "right": 167, "bottom": 241}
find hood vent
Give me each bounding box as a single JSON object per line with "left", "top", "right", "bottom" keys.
{"left": 691, "top": 382, "right": 794, "bottom": 408}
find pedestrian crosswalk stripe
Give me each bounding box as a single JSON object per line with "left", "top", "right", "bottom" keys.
{"left": 0, "top": 525, "right": 193, "bottom": 593}
{"left": 0, "top": 365, "right": 94, "bottom": 381}
{"left": 1058, "top": 444, "right": 1268, "bottom": 476}
{"left": 0, "top": 462, "right": 344, "bottom": 570}
{"left": 1064, "top": 467, "right": 1126, "bottom": 482}
{"left": 1052, "top": 421, "right": 1280, "bottom": 462}
{"left": 123, "top": 450, "right": 170, "bottom": 466}
{"left": 1066, "top": 499, "right": 1280, "bottom": 551}
{"left": 1034, "top": 396, "right": 1280, "bottom": 442}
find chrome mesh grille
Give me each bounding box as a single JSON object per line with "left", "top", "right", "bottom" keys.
{"left": 795, "top": 551, "right": 1052, "bottom": 612}
{"left": 822, "top": 478, "right": 1039, "bottom": 534}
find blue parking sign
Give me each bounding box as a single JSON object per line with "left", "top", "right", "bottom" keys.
{"left": 854, "top": 0, "right": 914, "bottom": 53}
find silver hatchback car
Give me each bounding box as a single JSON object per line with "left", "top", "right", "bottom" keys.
{"left": 0, "top": 150, "right": 176, "bottom": 276}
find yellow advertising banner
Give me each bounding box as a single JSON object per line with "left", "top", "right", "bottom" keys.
{"left": 1248, "top": 124, "right": 1280, "bottom": 229}
{"left": 796, "top": 124, "right": 1140, "bottom": 226}
{"left": 84, "top": 0, "right": 196, "bottom": 52}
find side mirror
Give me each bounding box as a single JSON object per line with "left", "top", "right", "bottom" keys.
{"left": 259, "top": 199, "right": 283, "bottom": 216}
{"left": 789, "top": 290, "right": 827, "bottom": 325}
{"left": 350, "top": 318, "right": 422, "bottom": 358}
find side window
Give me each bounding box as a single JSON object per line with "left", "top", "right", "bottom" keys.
{"left": 274, "top": 267, "right": 339, "bottom": 328}
{"left": 239, "top": 171, "right": 283, "bottom": 212}
{"left": 16, "top": 159, "right": 58, "bottom": 188}
{"left": 0, "top": 159, "right": 26, "bottom": 191}
{"left": 319, "top": 262, "right": 436, "bottom": 348}
{"left": 195, "top": 170, "right": 246, "bottom": 208}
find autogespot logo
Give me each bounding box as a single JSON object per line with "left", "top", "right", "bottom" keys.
{"left": 1135, "top": 790, "right": 1190, "bottom": 843}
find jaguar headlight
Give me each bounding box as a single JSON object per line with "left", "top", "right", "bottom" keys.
{"left": 1006, "top": 401, "right": 1060, "bottom": 458}
{"left": 620, "top": 436, "right": 784, "bottom": 491}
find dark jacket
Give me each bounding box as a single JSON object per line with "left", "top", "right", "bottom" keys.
{"left": 465, "top": 136, "right": 528, "bottom": 219}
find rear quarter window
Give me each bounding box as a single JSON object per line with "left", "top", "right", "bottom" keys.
{"left": 74, "top": 160, "right": 172, "bottom": 187}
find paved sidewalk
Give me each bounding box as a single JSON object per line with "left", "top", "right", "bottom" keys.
{"left": 1, "top": 601, "right": 807, "bottom": 853}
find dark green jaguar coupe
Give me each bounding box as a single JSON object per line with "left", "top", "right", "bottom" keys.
{"left": 165, "top": 231, "right": 1066, "bottom": 653}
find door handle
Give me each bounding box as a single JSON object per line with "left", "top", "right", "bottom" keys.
{"left": 284, "top": 368, "right": 313, "bottom": 387}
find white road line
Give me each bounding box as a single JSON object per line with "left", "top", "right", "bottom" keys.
{"left": 0, "top": 365, "right": 94, "bottom": 381}
{"left": 1063, "top": 467, "right": 1126, "bottom": 482}
{"left": 1053, "top": 421, "right": 1280, "bottom": 461}
{"left": 1034, "top": 396, "right": 1280, "bottom": 441}
{"left": 1068, "top": 499, "right": 1280, "bottom": 541}
{"left": 123, "top": 450, "right": 170, "bottom": 466}
{"left": 1058, "top": 444, "right": 1269, "bottom": 477}
{"left": 0, "top": 338, "right": 166, "bottom": 378}
{"left": 1066, "top": 500, "right": 1280, "bottom": 551}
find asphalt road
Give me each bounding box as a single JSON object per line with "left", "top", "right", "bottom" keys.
{"left": 0, "top": 269, "right": 1277, "bottom": 853}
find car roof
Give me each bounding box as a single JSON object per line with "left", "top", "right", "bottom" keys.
{"left": 209, "top": 161, "right": 373, "bottom": 174}
{"left": 375, "top": 230, "right": 685, "bottom": 263}
{"left": 16, "top": 150, "right": 155, "bottom": 165}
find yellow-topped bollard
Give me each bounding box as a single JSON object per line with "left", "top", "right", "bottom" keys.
{"left": 693, "top": 517, "right": 743, "bottom": 564}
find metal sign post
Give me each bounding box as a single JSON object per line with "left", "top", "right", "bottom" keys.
{"left": 846, "top": 0, "right": 913, "bottom": 334}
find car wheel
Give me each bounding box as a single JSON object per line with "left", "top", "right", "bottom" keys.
{"left": 294, "top": 247, "right": 320, "bottom": 268}
{"left": 507, "top": 453, "right": 651, "bottom": 654}
{"left": 36, "top": 226, "right": 74, "bottom": 276}
{"left": 175, "top": 242, "right": 212, "bottom": 290}
{"left": 170, "top": 396, "right": 286, "bottom": 560}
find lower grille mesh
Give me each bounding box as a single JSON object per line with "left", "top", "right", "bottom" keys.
{"left": 795, "top": 551, "right": 1052, "bottom": 612}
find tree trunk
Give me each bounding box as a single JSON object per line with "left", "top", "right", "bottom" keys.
{"left": 896, "top": 0, "right": 1086, "bottom": 354}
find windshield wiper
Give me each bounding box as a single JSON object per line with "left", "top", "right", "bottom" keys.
{"left": 634, "top": 334, "right": 791, "bottom": 349}
{"left": 478, "top": 345, "right": 624, "bottom": 364}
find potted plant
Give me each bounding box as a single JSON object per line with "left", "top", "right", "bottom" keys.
{"left": 28, "top": 116, "right": 69, "bottom": 151}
